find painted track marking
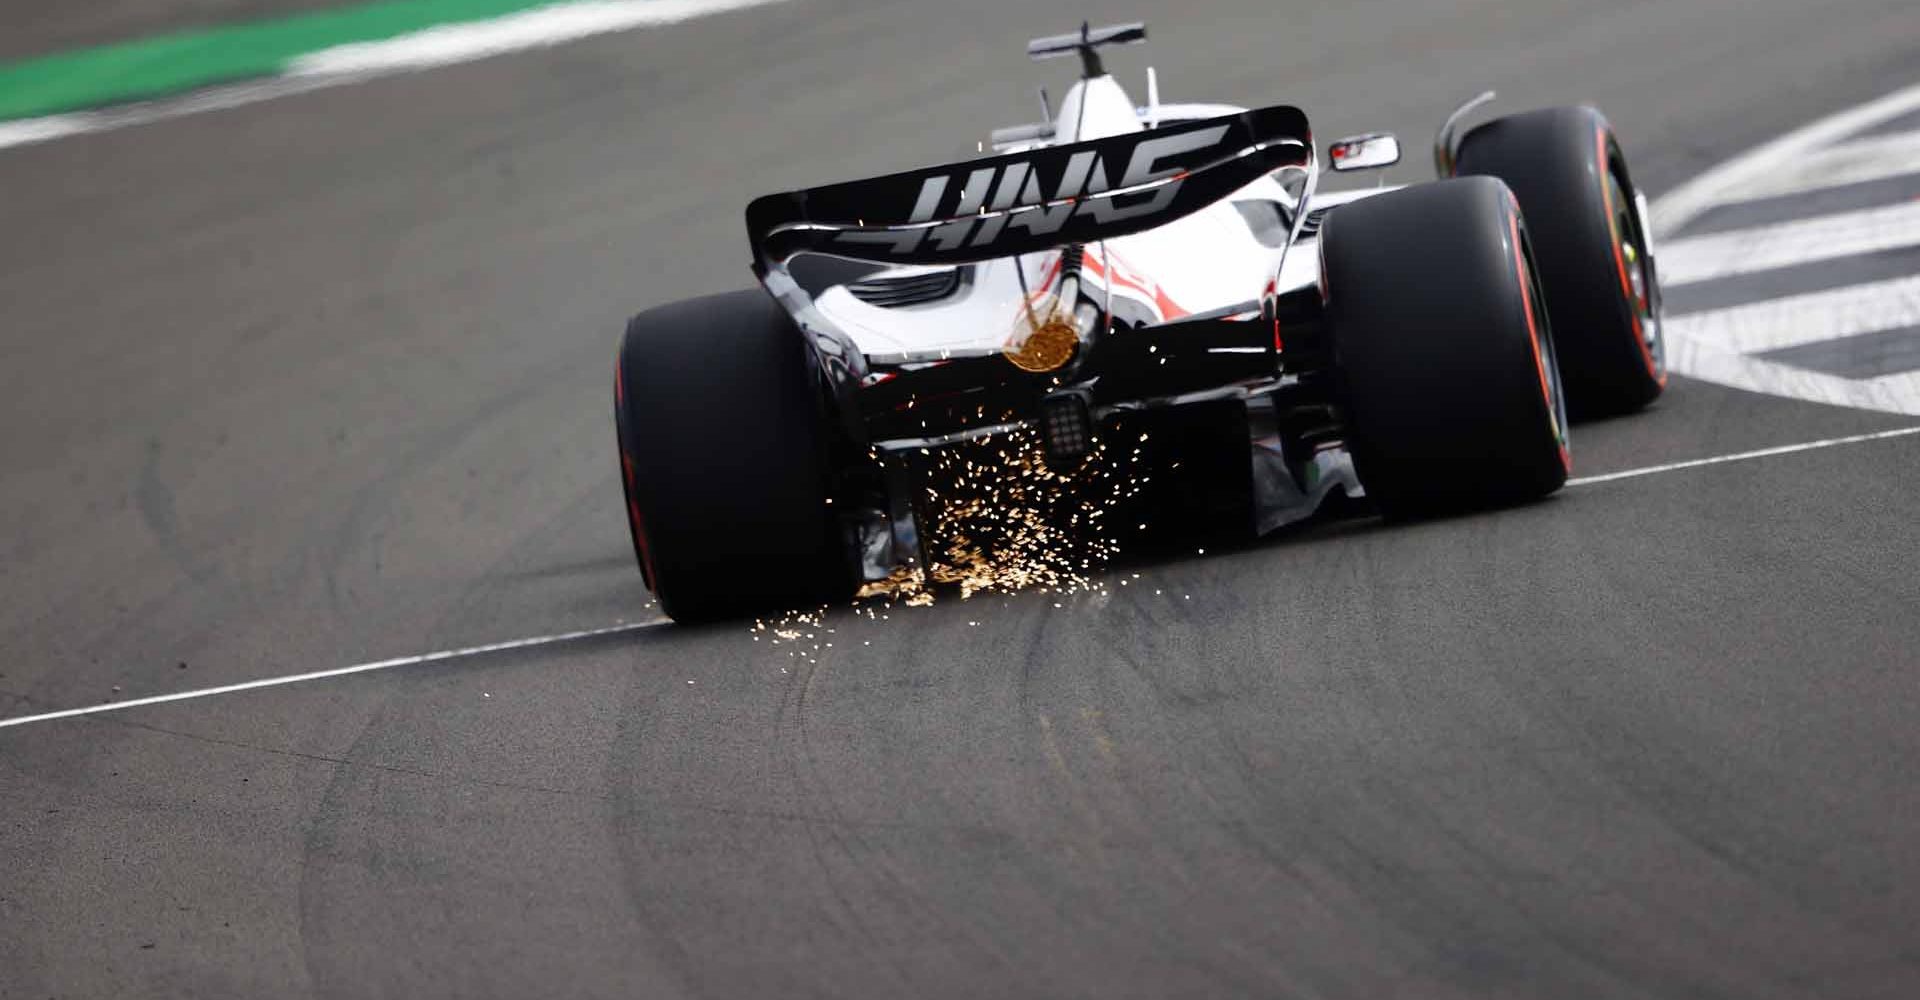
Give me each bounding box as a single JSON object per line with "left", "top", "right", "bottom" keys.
{"left": 1657, "top": 198, "right": 1920, "bottom": 286}
{"left": 1712, "top": 129, "right": 1920, "bottom": 202}
{"left": 1651, "top": 81, "right": 1920, "bottom": 235}
{"left": 1566, "top": 424, "right": 1920, "bottom": 486}
{"left": 286, "top": 0, "right": 778, "bottom": 75}
{"left": 1666, "top": 335, "right": 1920, "bottom": 414}
{"left": 0, "top": 620, "right": 664, "bottom": 730}
{"left": 1665, "top": 274, "right": 1920, "bottom": 355}
{"left": 1652, "top": 80, "right": 1920, "bottom": 415}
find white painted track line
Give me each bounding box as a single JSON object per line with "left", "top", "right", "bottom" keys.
{"left": 0, "top": 620, "right": 664, "bottom": 730}
{"left": 1657, "top": 199, "right": 1920, "bottom": 286}
{"left": 1865, "top": 369, "right": 1920, "bottom": 394}
{"left": 1666, "top": 333, "right": 1920, "bottom": 415}
{"left": 1665, "top": 274, "right": 1920, "bottom": 355}
{"left": 0, "top": 75, "right": 350, "bottom": 151}
{"left": 1567, "top": 425, "right": 1920, "bottom": 486}
{"left": 1651, "top": 80, "right": 1920, "bottom": 236}
{"left": 1717, "top": 129, "right": 1920, "bottom": 202}
{"left": 5, "top": 422, "right": 1920, "bottom": 731}
{"left": 287, "top": 0, "right": 788, "bottom": 76}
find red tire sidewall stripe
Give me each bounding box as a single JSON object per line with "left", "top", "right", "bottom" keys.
{"left": 1510, "top": 209, "right": 1571, "bottom": 472}
{"left": 614, "top": 362, "right": 661, "bottom": 590}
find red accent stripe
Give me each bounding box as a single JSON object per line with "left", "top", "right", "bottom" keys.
{"left": 1262, "top": 277, "right": 1281, "bottom": 350}
{"left": 615, "top": 363, "right": 660, "bottom": 588}
{"left": 1511, "top": 211, "right": 1571, "bottom": 473}
{"left": 1019, "top": 252, "right": 1069, "bottom": 311}
{"left": 1081, "top": 250, "right": 1189, "bottom": 320}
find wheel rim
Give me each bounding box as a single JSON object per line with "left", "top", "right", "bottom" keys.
{"left": 1607, "top": 169, "right": 1666, "bottom": 381}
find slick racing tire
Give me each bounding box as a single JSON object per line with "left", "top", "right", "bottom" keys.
{"left": 1454, "top": 105, "right": 1666, "bottom": 417}
{"left": 1321, "top": 176, "right": 1570, "bottom": 517}
{"left": 614, "top": 290, "right": 852, "bottom": 622}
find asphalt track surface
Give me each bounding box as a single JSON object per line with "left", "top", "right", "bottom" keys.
{"left": 3, "top": 0, "right": 1919, "bottom": 996}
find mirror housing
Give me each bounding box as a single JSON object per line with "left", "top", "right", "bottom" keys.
{"left": 1327, "top": 132, "right": 1401, "bottom": 171}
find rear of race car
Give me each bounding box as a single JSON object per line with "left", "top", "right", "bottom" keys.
{"left": 614, "top": 22, "right": 1627, "bottom": 622}
{"left": 743, "top": 104, "right": 1350, "bottom": 585}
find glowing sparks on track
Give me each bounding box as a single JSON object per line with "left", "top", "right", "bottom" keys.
{"left": 877, "top": 424, "right": 1149, "bottom": 602}
{"left": 753, "top": 423, "right": 1155, "bottom": 660}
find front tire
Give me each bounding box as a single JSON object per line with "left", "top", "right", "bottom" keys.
{"left": 614, "top": 290, "right": 852, "bottom": 622}
{"left": 1321, "top": 176, "right": 1570, "bottom": 517}
{"left": 1455, "top": 105, "right": 1666, "bottom": 417}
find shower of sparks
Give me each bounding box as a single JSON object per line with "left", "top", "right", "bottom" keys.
{"left": 753, "top": 423, "right": 1154, "bottom": 661}
{"left": 873, "top": 423, "right": 1148, "bottom": 603}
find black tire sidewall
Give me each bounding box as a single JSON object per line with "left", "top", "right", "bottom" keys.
{"left": 615, "top": 289, "right": 850, "bottom": 621}
{"left": 1322, "top": 176, "right": 1569, "bottom": 515}
{"left": 1455, "top": 106, "right": 1663, "bottom": 417}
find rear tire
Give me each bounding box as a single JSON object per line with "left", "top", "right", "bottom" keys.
{"left": 1321, "top": 176, "right": 1570, "bottom": 517}
{"left": 614, "top": 290, "right": 852, "bottom": 622}
{"left": 1455, "top": 105, "right": 1666, "bottom": 417}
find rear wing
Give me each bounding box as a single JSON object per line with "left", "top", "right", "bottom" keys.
{"left": 746, "top": 104, "right": 1313, "bottom": 271}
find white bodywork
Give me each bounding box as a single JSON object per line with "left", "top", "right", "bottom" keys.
{"left": 807, "top": 74, "right": 1391, "bottom": 362}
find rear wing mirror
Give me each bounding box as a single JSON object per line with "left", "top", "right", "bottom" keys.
{"left": 1328, "top": 132, "right": 1401, "bottom": 171}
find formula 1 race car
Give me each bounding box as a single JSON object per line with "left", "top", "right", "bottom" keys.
{"left": 614, "top": 22, "right": 1667, "bottom": 621}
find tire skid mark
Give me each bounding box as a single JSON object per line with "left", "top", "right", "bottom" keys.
{"left": 782, "top": 652, "right": 895, "bottom": 958}
{"left": 317, "top": 361, "right": 563, "bottom": 620}
{"left": 136, "top": 436, "right": 219, "bottom": 589}
{"left": 788, "top": 625, "right": 1024, "bottom": 988}
{"left": 1054, "top": 575, "right": 1353, "bottom": 994}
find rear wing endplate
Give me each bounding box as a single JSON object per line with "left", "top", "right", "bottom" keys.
{"left": 746, "top": 104, "right": 1313, "bottom": 272}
